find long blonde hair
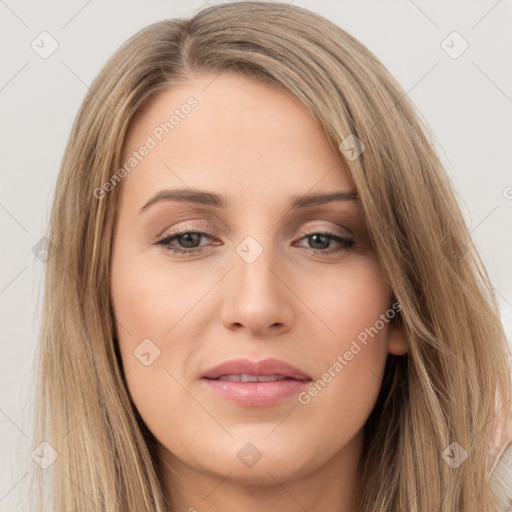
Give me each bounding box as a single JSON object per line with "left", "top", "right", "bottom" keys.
{"left": 34, "top": 2, "right": 512, "bottom": 510}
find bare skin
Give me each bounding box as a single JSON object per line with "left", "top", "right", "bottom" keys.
{"left": 110, "top": 71, "right": 408, "bottom": 512}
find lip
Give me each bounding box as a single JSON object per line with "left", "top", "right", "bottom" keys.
{"left": 201, "top": 358, "right": 312, "bottom": 407}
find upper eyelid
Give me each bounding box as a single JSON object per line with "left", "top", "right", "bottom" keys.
{"left": 158, "top": 224, "right": 351, "bottom": 236}
{"left": 156, "top": 216, "right": 355, "bottom": 238}
{"left": 155, "top": 221, "right": 215, "bottom": 240}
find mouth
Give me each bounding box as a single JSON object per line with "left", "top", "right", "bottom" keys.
{"left": 209, "top": 374, "right": 295, "bottom": 382}
{"left": 201, "top": 358, "right": 312, "bottom": 407}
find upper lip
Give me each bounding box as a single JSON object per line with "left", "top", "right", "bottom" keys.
{"left": 202, "top": 358, "right": 312, "bottom": 381}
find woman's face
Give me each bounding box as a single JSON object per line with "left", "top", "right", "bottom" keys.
{"left": 110, "top": 72, "right": 407, "bottom": 486}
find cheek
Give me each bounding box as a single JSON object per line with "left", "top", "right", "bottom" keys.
{"left": 110, "top": 254, "right": 203, "bottom": 441}
{"left": 293, "top": 258, "right": 391, "bottom": 436}
{"left": 315, "top": 256, "right": 391, "bottom": 334}
{"left": 111, "top": 252, "right": 210, "bottom": 358}
{"left": 110, "top": 248, "right": 223, "bottom": 415}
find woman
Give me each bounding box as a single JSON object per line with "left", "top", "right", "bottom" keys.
{"left": 34, "top": 2, "right": 512, "bottom": 510}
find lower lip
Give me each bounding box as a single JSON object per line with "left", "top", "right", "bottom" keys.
{"left": 202, "top": 378, "right": 310, "bottom": 407}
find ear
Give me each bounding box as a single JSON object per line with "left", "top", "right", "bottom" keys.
{"left": 386, "top": 317, "right": 409, "bottom": 356}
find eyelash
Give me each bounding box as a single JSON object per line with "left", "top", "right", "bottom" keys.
{"left": 155, "top": 229, "right": 355, "bottom": 257}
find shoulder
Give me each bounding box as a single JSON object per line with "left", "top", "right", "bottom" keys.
{"left": 489, "top": 413, "right": 512, "bottom": 511}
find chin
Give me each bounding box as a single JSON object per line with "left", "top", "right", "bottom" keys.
{"left": 217, "top": 456, "right": 316, "bottom": 486}
{"left": 208, "top": 436, "right": 329, "bottom": 484}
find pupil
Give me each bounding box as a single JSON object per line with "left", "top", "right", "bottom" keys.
{"left": 310, "top": 234, "right": 329, "bottom": 249}
{"left": 179, "top": 233, "right": 200, "bottom": 248}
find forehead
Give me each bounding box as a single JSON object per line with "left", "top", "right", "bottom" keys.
{"left": 120, "top": 72, "right": 354, "bottom": 209}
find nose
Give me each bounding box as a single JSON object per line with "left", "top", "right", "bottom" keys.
{"left": 220, "top": 244, "right": 295, "bottom": 338}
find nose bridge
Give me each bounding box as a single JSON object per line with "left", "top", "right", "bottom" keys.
{"left": 234, "top": 234, "right": 282, "bottom": 303}
{"left": 220, "top": 233, "right": 293, "bottom": 334}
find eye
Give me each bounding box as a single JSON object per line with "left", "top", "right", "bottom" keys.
{"left": 294, "top": 230, "right": 355, "bottom": 255}
{"left": 156, "top": 231, "right": 215, "bottom": 257}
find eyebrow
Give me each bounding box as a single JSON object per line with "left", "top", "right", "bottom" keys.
{"left": 139, "top": 188, "right": 358, "bottom": 213}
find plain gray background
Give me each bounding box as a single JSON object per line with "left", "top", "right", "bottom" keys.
{"left": 1, "top": 1, "right": 511, "bottom": 509}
